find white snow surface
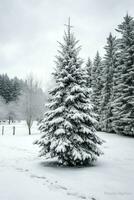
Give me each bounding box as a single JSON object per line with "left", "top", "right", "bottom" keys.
{"left": 0, "top": 122, "right": 134, "bottom": 200}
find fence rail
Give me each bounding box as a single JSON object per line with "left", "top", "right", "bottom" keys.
{"left": 0, "top": 121, "right": 39, "bottom": 136}
{"left": 1, "top": 125, "right": 16, "bottom": 135}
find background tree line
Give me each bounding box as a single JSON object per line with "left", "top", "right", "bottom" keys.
{"left": 86, "top": 14, "right": 134, "bottom": 136}
{"left": 0, "top": 74, "right": 46, "bottom": 134}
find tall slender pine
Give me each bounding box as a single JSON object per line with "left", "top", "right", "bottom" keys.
{"left": 92, "top": 52, "right": 103, "bottom": 125}
{"left": 112, "top": 14, "right": 134, "bottom": 135}
{"left": 85, "top": 57, "right": 92, "bottom": 88}
{"left": 100, "top": 33, "right": 118, "bottom": 132}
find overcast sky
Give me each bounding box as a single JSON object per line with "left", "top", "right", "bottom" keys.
{"left": 0, "top": 0, "right": 134, "bottom": 88}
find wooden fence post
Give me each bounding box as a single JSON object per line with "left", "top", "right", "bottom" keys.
{"left": 13, "top": 126, "right": 15, "bottom": 135}
{"left": 2, "top": 126, "right": 4, "bottom": 135}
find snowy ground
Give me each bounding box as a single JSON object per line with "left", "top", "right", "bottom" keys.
{"left": 0, "top": 122, "right": 134, "bottom": 200}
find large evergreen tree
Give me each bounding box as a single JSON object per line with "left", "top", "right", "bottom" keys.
{"left": 100, "top": 33, "right": 118, "bottom": 132}
{"left": 36, "top": 19, "right": 103, "bottom": 166}
{"left": 112, "top": 14, "right": 134, "bottom": 136}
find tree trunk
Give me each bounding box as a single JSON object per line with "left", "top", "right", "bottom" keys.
{"left": 26, "top": 117, "right": 33, "bottom": 135}
{"left": 28, "top": 125, "right": 31, "bottom": 135}
{"left": 9, "top": 116, "right": 11, "bottom": 124}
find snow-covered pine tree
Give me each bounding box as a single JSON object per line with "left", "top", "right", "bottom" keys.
{"left": 35, "top": 19, "right": 103, "bottom": 166}
{"left": 91, "top": 52, "right": 103, "bottom": 124}
{"left": 100, "top": 33, "right": 118, "bottom": 133}
{"left": 112, "top": 14, "right": 134, "bottom": 136}
{"left": 0, "top": 74, "right": 22, "bottom": 103}
{"left": 11, "top": 77, "right": 21, "bottom": 102}
{"left": 0, "top": 74, "right": 12, "bottom": 103}
{"left": 85, "top": 57, "right": 92, "bottom": 88}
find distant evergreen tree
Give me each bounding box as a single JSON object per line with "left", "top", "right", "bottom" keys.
{"left": 0, "top": 74, "right": 22, "bottom": 103}
{"left": 36, "top": 19, "right": 103, "bottom": 166}
{"left": 85, "top": 57, "right": 92, "bottom": 87}
{"left": 0, "top": 74, "right": 12, "bottom": 103}
{"left": 11, "top": 77, "right": 22, "bottom": 101}
{"left": 92, "top": 52, "right": 103, "bottom": 123}
{"left": 112, "top": 14, "right": 134, "bottom": 136}
{"left": 100, "top": 33, "right": 118, "bottom": 132}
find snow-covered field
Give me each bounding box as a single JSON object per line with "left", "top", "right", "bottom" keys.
{"left": 0, "top": 122, "right": 134, "bottom": 200}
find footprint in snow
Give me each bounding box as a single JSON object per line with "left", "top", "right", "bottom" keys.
{"left": 28, "top": 171, "right": 95, "bottom": 200}
{"left": 30, "top": 174, "right": 47, "bottom": 180}
{"left": 16, "top": 167, "right": 29, "bottom": 172}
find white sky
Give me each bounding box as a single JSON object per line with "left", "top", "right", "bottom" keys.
{"left": 0, "top": 0, "right": 134, "bottom": 88}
